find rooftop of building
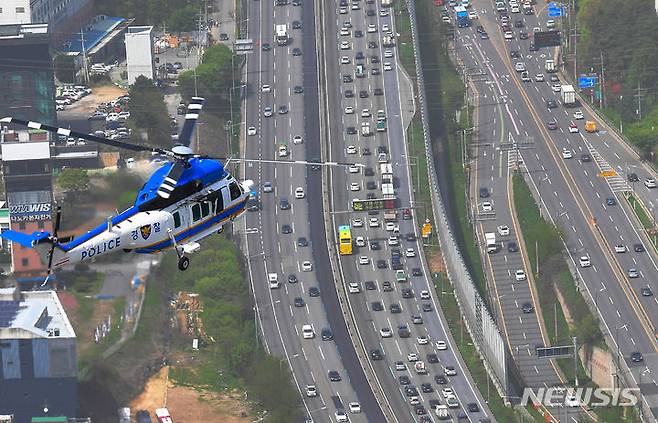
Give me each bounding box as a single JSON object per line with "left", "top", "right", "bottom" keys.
{"left": 60, "top": 15, "right": 125, "bottom": 54}
{"left": 0, "top": 23, "right": 48, "bottom": 40}
{"left": 0, "top": 287, "right": 75, "bottom": 340}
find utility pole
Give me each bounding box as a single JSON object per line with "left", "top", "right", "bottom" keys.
{"left": 635, "top": 81, "right": 646, "bottom": 120}
{"left": 573, "top": 336, "right": 579, "bottom": 387}
{"left": 80, "top": 29, "right": 89, "bottom": 84}
{"left": 600, "top": 51, "right": 606, "bottom": 109}
{"left": 573, "top": 20, "right": 578, "bottom": 82}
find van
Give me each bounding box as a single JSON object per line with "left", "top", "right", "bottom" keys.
{"left": 268, "top": 273, "right": 280, "bottom": 289}
{"left": 356, "top": 63, "right": 365, "bottom": 78}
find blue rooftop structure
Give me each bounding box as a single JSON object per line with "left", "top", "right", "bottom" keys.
{"left": 61, "top": 16, "right": 125, "bottom": 54}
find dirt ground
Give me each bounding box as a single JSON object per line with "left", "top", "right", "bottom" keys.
{"left": 131, "top": 367, "right": 251, "bottom": 423}
{"left": 66, "top": 85, "right": 128, "bottom": 114}
{"left": 426, "top": 247, "right": 446, "bottom": 274}
{"left": 59, "top": 291, "right": 117, "bottom": 358}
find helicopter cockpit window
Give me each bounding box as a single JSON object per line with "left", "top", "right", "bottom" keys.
{"left": 191, "top": 204, "right": 201, "bottom": 222}
{"left": 173, "top": 211, "right": 181, "bottom": 228}
{"left": 201, "top": 201, "right": 210, "bottom": 217}
{"left": 229, "top": 181, "right": 242, "bottom": 201}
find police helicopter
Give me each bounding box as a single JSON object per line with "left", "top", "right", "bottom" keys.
{"left": 0, "top": 97, "right": 354, "bottom": 276}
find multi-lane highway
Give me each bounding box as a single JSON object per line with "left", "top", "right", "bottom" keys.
{"left": 321, "top": 0, "right": 493, "bottom": 421}
{"left": 441, "top": 0, "right": 658, "bottom": 419}
{"left": 241, "top": 0, "right": 385, "bottom": 421}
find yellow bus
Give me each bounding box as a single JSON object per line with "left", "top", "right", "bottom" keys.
{"left": 338, "top": 225, "right": 352, "bottom": 255}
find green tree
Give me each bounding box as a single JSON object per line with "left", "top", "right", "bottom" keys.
{"left": 127, "top": 75, "right": 171, "bottom": 148}
{"left": 167, "top": 4, "right": 199, "bottom": 32}
{"left": 58, "top": 168, "right": 89, "bottom": 192}
{"left": 54, "top": 54, "right": 76, "bottom": 83}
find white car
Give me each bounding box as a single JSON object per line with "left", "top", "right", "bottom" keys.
{"left": 441, "top": 388, "right": 455, "bottom": 399}
{"left": 380, "top": 327, "right": 392, "bottom": 338}
{"left": 339, "top": 7, "right": 348, "bottom": 14}
{"left": 368, "top": 24, "right": 377, "bottom": 33}
{"left": 534, "top": 74, "right": 545, "bottom": 82}
{"left": 417, "top": 336, "right": 429, "bottom": 345}
{"left": 302, "top": 324, "right": 315, "bottom": 339}
{"left": 355, "top": 236, "right": 365, "bottom": 247}
{"left": 261, "top": 84, "right": 271, "bottom": 93}
{"left": 361, "top": 108, "right": 371, "bottom": 117}
{"left": 420, "top": 290, "right": 430, "bottom": 300}
{"left": 247, "top": 126, "right": 257, "bottom": 136}
{"left": 306, "top": 384, "right": 317, "bottom": 397}
{"left": 435, "top": 340, "right": 447, "bottom": 350}
{"left": 644, "top": 178, "right": 657, "bottom": 188}
{"left": 497, "top": 225, "right": 510, "bottom": 236}
{"left": 504, "top": 31, "right": 514, "bottom": 40}
{"left": 384, "top": 50, "right": 393, "bottom": 58}
{"left": 295, "top": 187, "right": 305, "bottom": 199}
{"left": 380, "top": 9, "right": 389, "bottom": 16}
{"left": 346, "top": 145, "right": 357, "bottom": 154}
{"left": 302, "top": 261, "right": 313, "bottom": 272}
{"left": 348, "top": 282, "right": 361, "bottom": 293}
{"left": 568, "top": 122, "right": 579, "bottom": 133}
{"left": 349, "top": 165, "right": 360, "bottom": 173}
{"left": 340, "top": 56, "right": 351, "bottom": 64}
{"left": 385, "top": 221, "right": 396, "bottom": 231}
{"left": 383, "top": 62, "right": 392, "bottom": 71}
{"left": 334, "top": 410, "right": 348, "bottom": 422}
{"left": 565, "top": 395, "right": 580, "bottom": 407}
{"left": 263, "top": 181, "right": 273, "bottom": 193}
{"left": 546, "top": 19, "right": 556, "bottom": 28}
{"left": 350, "top": 182, "right": 361, "bottom": 191}
{"left": 510, "top": 5, "right": 520, "bottom": 13}
{"left": 552, "top": 83, "right": 562, "bottom": 92}
{"left": 405, "top": 248, "right": 416, "bottom": 257}
{"left": 562, "top": 148, "right": 573, "bottom": 159}
{"left": 395, "top": 362, "right": 406, "bottom": 371}
{"left": 345, "top": 106, "right": 354, "bottom": 114}
{"left": 481, "top": 201, "right": 493, "bottom": 212}
{"left": 388, "top": 236, "right": 399, "bottom": 246}
{"left": 382, "top": 24, "right": 391, "bottom": 33}
{"left": 340, "top": 41, "right": 350, "bottom": 50}
{"left": 514, "top": 62, "right": 526, "bottom": 72}
{"left": 369, "top": 217, "right": 380, "bottom": 228}
{"left": 278, "top": 145, "right": 288, "bottom": 157}
{"left": 515, "top": 269, "right": 526, "bottom": 281}
{"left": 579, "top": 256, "right": 591, "bottom": 267}
{"left": 340, "top": 28, "right": 350, "bottom": 36}
{"left": 352, "top": 218, "right": 364, "bottom": 227}
{"left": 348, "top": 402, "right": 361, "bottom": 414}
{"left": 359, "top": 256, "right": 370, "bottom": 265}
{"left": 614, "top": 244, "right": 626, "bottom": 253}
{"left": 469, "top": 10, "right": 478, "bottom": 19}
{"left": 293, "top": 135, "right": 303, "bottom": 144}
{"left": 573, "top": 110, "right": 584, "bottom": 120}
{"left": 407, "top": 352, "right": 419, "bottom": 362}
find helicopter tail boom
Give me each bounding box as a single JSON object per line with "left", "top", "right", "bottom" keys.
{"left": 0, "top": 230, "right": 69, "bottom": 268}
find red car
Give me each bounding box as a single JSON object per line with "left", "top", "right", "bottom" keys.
{"left": 434, "top": 0, "right": 443, "bottom": 5}
{"left": 403, "top": 208, "right": 412, "bottom": 220}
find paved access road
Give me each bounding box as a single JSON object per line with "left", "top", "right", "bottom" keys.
{"left": 241, "top": 0, "right": 384, "bottom": 422}
{"left": 321, "top": 0, "right": 494, "bottom": 421}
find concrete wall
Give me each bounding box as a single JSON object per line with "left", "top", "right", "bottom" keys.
{"left": 0, "top": 1, "right": 31, "bottom": 25}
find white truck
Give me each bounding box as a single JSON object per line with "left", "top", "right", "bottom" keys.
{"left": 382, "top": 35, "right": 395, "bottom": 47}
{"left": 361, "top": 122, "right": 371, "bottom": 137}
{"left": 485, "top": 232, "right": 497, "bottom": 253}
{"left": 381, "top": 0, "right": 393, "bottom": 7}
{"left": 561, "top": 85, "right": 576, "bottom": 107}
{"left": 380, "top": 163, "right": 393, "bottom": 183}
{"left": 155, "top": 408, "right": 174, "bottom": 423}
{"left": 275, "top": 24, "right": 289, "bottom": 46}
{"left": 382, "top": 182, "right": 395, "bottom": 199}
{"left": 435, "top": 404, "right": 450, "bottom": 420}
{"left": 414, "top": 361, "right": 427, "bottom": 374}
{"left": 545, "top": 59, "right": 556, "bottom": 73}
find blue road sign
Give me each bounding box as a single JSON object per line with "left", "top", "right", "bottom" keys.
{"left": 548, "top": 6, "right": 563, "bottom": 17}
{"left": 578, "top": 76, "right": 597, "bottom": 89}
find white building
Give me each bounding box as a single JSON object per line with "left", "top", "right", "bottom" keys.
{"left": 0, "top": 1, "right": 31, "bottom": 25}
{"left": 125, "top": 26, "right": 155, "bottom": 85}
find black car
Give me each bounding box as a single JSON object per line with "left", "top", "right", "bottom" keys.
{"left": 606, "top": 197, "right": 616, "bottom": 206}
{"left": 292, "top": 0, "right": 301, "bottom": 5}
{"left": 371, "top": 55, "right": 380, "bottom": 64}
{"left": 480, "top": 32, "right": 489, "bottom": 40}
{"left": 374, "top": 88, "right": 384, "bottom": 96}
{"left": 376, "top": 260, "right": 387, "bottom": 269}
{"left": 364, "top": 167, "right": 375, "bottom": 176}
{"left": 630, "top": 351, "right": 643, "bottom": 362}
{"left": 292, "top": 48, "right": 302, "bottom": 56}
{"left": 281, "top": 224, "right": 292, "bottom": 234}
{"left": 367, "top": 181, "right": 378, "bottom": 190}
{"left": 406, "top": 233, "right": 416, "bottom": 242}
{"left": 293, "top": 85, "right": 304, "bottom": 94}
{"left": 467, "top": 403, "right": 480, "bottom": 413}
{"left": 581, "top": 153, "right": 592, "bottom": 162}
{"left": 297, "top": 237, "right": 308, "bottom": 247}
{"left": 356, "top": 51, "right": 365, "bottom": 60}
{"left": 278, "top": 105, "right": 289, "bottom": 114}
{"left": 309, "top": 287, "right": 320, "bottom": 297}
{"left": 328, "top": 370, "right": 342, "bottom": 381}
{"left": 343, "top": 74, "right": 353, "bottom": 83}
{"left": 421, "top": 383, "right": 433, "bottom": 393}
{"left": 292, "top": 20, "right": 302, "bottom": 29}
{"left": 370, "top": 240, "right": 380, "bottom": 250}
{"left": 401, "top": 288, "right": 414, "bottom": 298}
{"left": 366, "top": 193, "right": 376, "bottom": 199}
{"left": 367, "top": 9, "right": 376, "bottom": 16}
{"left": 368, "top": 41, "right": 378, "bottom": 49}
{"left": 365, "top": 280, "right": 376, "bottom": 290}
{"left": 294, "top": 297, "right": 305, "bottom": 307}
{"left": 262, "top": 43, "right": 271, "bottom": 51}
{"left": 476, "top": 25, "right": 485, "bottom": 33}
{"left": 346, "top": 126, "right": 357, "bottom": 135}
{"left": 405, "top": 386, "right": 419, "bottom": 397}
{"left": 345, "top": 89, "right": 354, "bottom": 98}
{"left": 507, "top": 241, "right": 518, "bottom": 253}
{"left": 288, "top": 274, "right": 298, "bottom": 284}
{"left": 354, "top": 30, "right": 363, "bottom": 37}
{"left": 522, "top": 302, "right": 534, "bottom": 313}
{"left": 427, "top": 353, "right": 439, "bottom": 363}
{"left": 371, "top": 68, "right": 381, "bottom": 76}
{"left": 398, "top": 324, "right": 410, "bottom": 338}
{"left": 136, "top": 410, "right": 152, "bottom": 423}
{"left": 372, "top": 301, "right": 384, "bottom": 311}
{"left": 519, "top": 31, "right": 529, "bottom": 40}
{"left": 370, "top": 349, "right": 383, "bottom": 360}
{"left": 377, "top": 145, "right": 388, "bottom": 154}
{"left": 359, "top": 90, "right": 369, "bottom": 98}
{"left": 628, "top": 172, "right": 639, "bottom": 182}
{"left": 428, "top": 399, "right": 441, "bottom": 409}
{"left": 390, "top": 303, "right": 402, "bottom": 313}
{"left": 641, "top": 286, "right": 653, "bottom": 296}
{"left": 399, "top": 375, "right": 411, "bottom": 385}
{"left": 279, "top": 198, "right": 290, "bottom": 210}
{"left": 412, "top": 268, "right": 422, "bottom": 276}
{"left": 382, "top": 281, "right": 393, "bottom": 292}
{"left": 362, "top": 147, "right": 371, "bottom": 155}
{"left": 415, "top": 405, "right": 427, "bottom": 415}
{"left": 529, "top": 42, "right": 537, "bottom": 51}
{"left": 434, "top": 374, "right": 447, "bottom": 384}
{"left": 510, "top": 50, "right": 521, "bottom": 59}
{"left": 547, "top": 99, "right": 557, "bottom": 109}
{"left": 479, "top": 187, "right": 489, "bottom": 198}
{"left": 514, "top": 19, "right": 524, "bottom": 28}
{"left": 633, "top": 243, "right": 645, "bottom": 252}
{"left": 422, "top": 303, "right": 433, "bottom": 312}
{"left": 321, "top": 328, "right": 334, "bottom": 340}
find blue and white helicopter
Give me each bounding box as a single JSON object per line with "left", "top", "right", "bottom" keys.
{"left": 0, "top": 98, "right": 256, "bottom": 273}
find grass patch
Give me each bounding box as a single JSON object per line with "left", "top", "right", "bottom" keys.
{"left": 625, "top": 192, "right": 655, "bottom": 231}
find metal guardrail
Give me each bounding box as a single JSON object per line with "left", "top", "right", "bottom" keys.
{"left": 405, "top": 0, "right": 514, "bottom": 400}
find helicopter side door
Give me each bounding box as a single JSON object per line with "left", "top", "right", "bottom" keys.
{"left": 171, "top": 207, "right": 188, "bottom": 234}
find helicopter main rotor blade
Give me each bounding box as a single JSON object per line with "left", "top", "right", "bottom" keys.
{"left": 0, "top": 117, "right": 167, "bottom": 154}
{"left": 177, "top": 97, "right": 205, "bottom": 148}
{"left": 212, "top": 157, "right": 366, "bottom": 168}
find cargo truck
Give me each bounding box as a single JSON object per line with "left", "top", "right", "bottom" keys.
{"left": 545, "top": 59, "right": 556, "bottom": 73}
{"left": 382, "top": 35, "right": 395, "bottom": 47}
{"left": 485, "top": 232, "right": 497, "bottom": 253}
{"left": 414, "top": 361, "right": 427, "bottom": 374}
{"left": 380, "top": 163, "right": 393, "bottom": 183}
{"left": 381, "top": 0, "right": 393, "bottom": 7}
{"left": 454, "top": 6, "right": 470, "bottom": 27}
{"left": 275, "top": 24, "right": 288, "bottom": 46}
{"left": 561, "top": 85, "right": 576, "bottom": 107}
{"left": 435, "top": 404, "right": 450, "bottom": 420}
{"left": 382, "top": 182, "right": 395, "bottom": 199}
{"left": 361, "top": 122, "right": 371, "bottom": 137}
{"left": 384, "top": 209, "right": 398, "bottom": 221}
